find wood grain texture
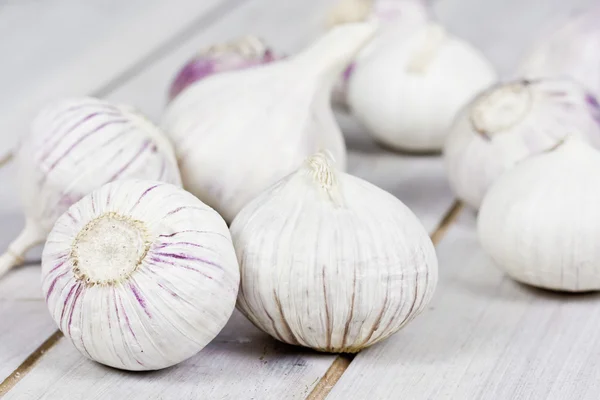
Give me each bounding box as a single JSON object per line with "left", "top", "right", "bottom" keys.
{"left": 327, "top": 0, "right": 600, "bottom": 397}
{"left": 1, "top": 0, "right": 456, "bottom": 398}
{"left": 328, "top": 211, "right": 600, "bottom": 400}
{"left": 0, "top": 0, "right": 237, "bottom": 155}
{"left": 0, "top": 264, "right": 57, "bottom": 382}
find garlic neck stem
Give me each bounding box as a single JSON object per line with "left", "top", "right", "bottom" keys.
{"left": 406, "top": 23, "right": 447, "bottom": 74}
{"left": 292, "top": 22, "right": 378, "bottom": 84}
{"left": 470, "top": 81, "right": 533, "bottom": 138}
{"left": 0, "top": 221, "right": 46, "bottom": 279}
{"left": 305, "top": 152, "right": 344, "bottom": 206}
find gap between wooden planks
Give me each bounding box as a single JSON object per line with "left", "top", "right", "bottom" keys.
{"left": 306, "top": 200, "right": 464, "bottom": 400}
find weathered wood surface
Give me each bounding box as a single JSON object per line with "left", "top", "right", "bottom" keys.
{"left": 328, "top": 211, "right": 600, "bottom": 400}
{"left": 0, "top": 0, "right": 455, "bottom": 398}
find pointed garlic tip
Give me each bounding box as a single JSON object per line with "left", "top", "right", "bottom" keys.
{"left": 405, "top": 23, "right": 447, "bottom": 74}
{"left": 469, "top": 80, "right": 533, "bottom": 138}
{"left": 42, "top": 180, "right": 240, "bottom": 370}
{"left": 326, "top": 0, "right": 373, "bottom": 27}
{"left": 0, "top": 221, "right": 45, "bottom": 279}
{"left": 293, "top": 22, "right": 379, "bottom": 78}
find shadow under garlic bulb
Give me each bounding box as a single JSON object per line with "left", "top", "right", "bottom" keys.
{"left": 478, "top": 139, "right": 600, "bottom": 292}
{"left": 42, "top": 180, "right": 239, "bottom": 371}
{"left": 230, "top": 152, "right": 437, "bottom": 352}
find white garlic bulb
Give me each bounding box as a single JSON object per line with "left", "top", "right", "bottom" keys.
{"left": 348, "top": 22, "right": 497, "bottom": 152}
{"left": 478, "top": 138, "right": 600, "bottom": 292}
{"left": 444, "top": 79, "right": 600, "bottom": 209}
{"left": 168, "top": 36, "right": 279, "bottom": 102}
{"left": 162, "top": 23, "right": 377, "bottom": 224}
{"left": 518, "top": 7, "right": 600, "bottom": 98}
{"left": 231, "top": 152, "right": 437, "bottom": 352}
{"left": 327, "top": 0, "right": 431, "bottom": 109}
{"left": 0, "top": 97, "right": 181, "bottom": 278}
{"left": 42, "top": 179, "right": 239, "bottom": 370}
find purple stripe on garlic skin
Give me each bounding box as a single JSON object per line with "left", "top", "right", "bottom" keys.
{"left": 168, "top": 36, "right": 280, "bottom": 102}
{"left": 41, "top": 180, "right": 240, "bottom": 371}
{"left": 0, "top": 97, "right": 181, "bottom": 281}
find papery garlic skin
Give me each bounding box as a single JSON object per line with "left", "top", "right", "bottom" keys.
{"left": 518, "top": 7, "right": 600, "bottom": 98}
{"left": 478, "top": 139, "right": 600, "bottom": 292}
{"left": 327, "top": 0, "right": 430, "bottom": 109}
{"left": 444, "top": 79, "right": 600, "bottom": 209}
{"left": 0, "top": 97, "right": 181, "bottom": 278}
{"left": 348, "top": 22, "right": 497, "bottom": 152}
{"left": 168, "top": 36, "right": 278, "bottom": 102}
{"left": 162, "top": 23, "right": 377, "bottom": 223}
{"left": 42, "top": 180, "right": 239, "bottom": 370}
{"left": 231, "top": 152, "right": 437, "bottom": 352}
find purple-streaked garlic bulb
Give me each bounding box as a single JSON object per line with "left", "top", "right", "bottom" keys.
{"left": 42, "top": 180, "right": 239, "bottom": 370}
{"left": 518, "top": 6, "right": 600, "bottom": 99}
{"left": 444, "top": 79, "right": 600, "bottom": 209}
{"left": 168, "top": 36, "right": 279, "bottom": 102}
{"left": 327, "top": 0, "right": 431, "bottom": 108}
{"left": 0, "top": 97, "right": 181, "bottom": 279}
{"left": 162, "top": 23, "right": 377, "bottom": 224}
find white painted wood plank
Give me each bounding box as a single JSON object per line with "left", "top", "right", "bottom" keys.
{"left": 328, "top": 210, "right": 600, "bottom": 400}
{"left": 328, "top": 1, "right": 600, "bottom": 398}
{"left": 0, "top": 0, "right": 235, "bottom": 154}
{"left": 0, "top": 264, "right": 56, "bottom": 381}
{"left": 2, "top": 0, "right": 455, "bottom": 398}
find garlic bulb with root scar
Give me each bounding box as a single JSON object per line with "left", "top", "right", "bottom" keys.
{"left": 162, "top": 23, "right": 377, "bottom": 224}
{"left": 231, "top": 152, "right": 438, "bottom": 352}
{"left": 0, "top": 97, "right": 181, "bottom": 279}
{"left": 478, "top": 138, "right": 600, "bottom": 292}
{"left": 347, "top": 22, "right": 497, "bottom": 152}
{"left": 326, "top": 0, "right": 431, "bottom": 109}
{"left": 42, "top": 180, "right": 239, "bottom": 371}
{"left": 518, "top": 6, "right": 600, "bottom": 99}
{"left": 168, "top": 36, "right": 279, "bottom": 102}
{"left": 444, "top": 79, "right": 600, "bottom": 209}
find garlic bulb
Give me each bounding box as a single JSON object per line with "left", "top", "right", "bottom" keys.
{"left": 327, "top": 0, "right": 430, "bottom": 109}
{"left": 162, "top": 23, "right": 377, "bottom": 223}
{"left": 168, "top": 36, "right": 279, "bottom": 102}
{"left": 478, "top": 138, "right": 600, "bottom": 292}
{"left": 518, "top": 7, "right": 600, "bottom": 98}
{"left": 0, "top": 97, "right": 181, "bottom": 279}
{"left": 42, "top": 179, "right": 239, "bottom": 370}
{"left": 231, "top": 152, "right": 437, "bottom": 352}
{"left": 444, "top": 79, "right": 600, "bottom": 209}
{"left": 347, "top": 22, "right": 497, "bottom": 152}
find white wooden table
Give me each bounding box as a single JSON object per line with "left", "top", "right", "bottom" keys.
{"left": 0, "top": 0, "right": 597, "bottom": 398}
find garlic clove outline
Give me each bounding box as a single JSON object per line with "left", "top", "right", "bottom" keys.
{"left": 162, "top": 23, "right": 378, "bottom": 224}
{"left": 478, "top": 138, "right": 600, "bottom": 292}
{"left": 518, "top": 6, "right": 600, "bottom": 99}
{"left": 168, "top": 35, "right": 280, "bottom": 102}
{"left": 231, "top": 151, "right": 438, "bottom": 352}
{"left": 327, "top": 0, "right": 431, "bottom": 109}
{"left": 0, "top": 97, "right": 182, "bottom": 279}
{"left": 42, "top": 179, "right": 240, "bottom": 370}
{"left": 444, "top": 78, "right": 600, "bottom": 209}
